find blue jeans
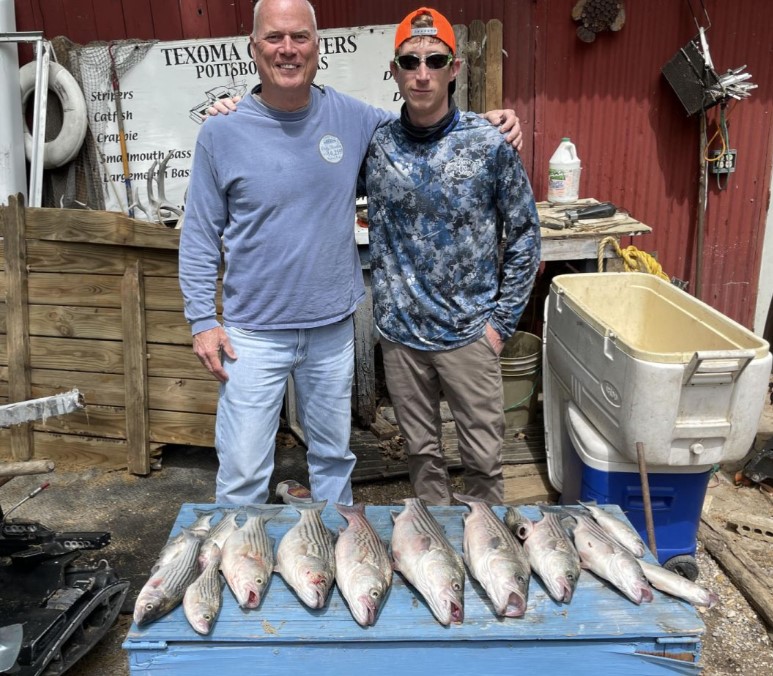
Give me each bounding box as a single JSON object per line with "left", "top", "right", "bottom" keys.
{"left": 215, "top": 318, "right": 356, "bottom": 506}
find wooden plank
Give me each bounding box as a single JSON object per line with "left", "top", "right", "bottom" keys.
{"left": 27, "top": 272, "right": 122, "bottom": 308}
{"left": 146, "top": 310, "right": 193, "bottom": 345}
{"left": 24, "top": 239, "right": 181, "bottom": 276}
{"left": 452, "top": 24, "right": 469, "bottom": 111}
{"left": 22, "top": 207, "right": 180, "bottom": 249}
{"left": 234, "top": 0, "right": 255, "bottom": 35}
{"left": 123, "top": 260, "right": 151, "bottom": 474}
{"left": 148, "top": 343, "right": 214, "bottom": 379}
{"left": 3, "top": 194, "right": 33, "bottom": 460}
{"left": 0, "top": 430, "right": 129, "bottom": 470}
{"left": 369, "top": 413, "right": 399, "bottom": 441}
{"left": 149, "top": 0, "right": 186, "bottom": 41}
{"left": 352, "top": 271, "right": 376, "bottom": 426}
{"left": 29, "top": 336, "right": 125, "bottom": 374}
{"left": 63, "top": 0, "right": 100, "bottom": 44}
{"left": 0, "top": 459, "right": 55, "bottom": 477}
{"left": 485, "top": 19, "right": 503, "bottom": 110}
{"left": 502, "top": 463, "right": 558, "bottom": 504}
{"left": 2, "top": 368, "right": 217, "bottom": 414}
{"left": 12, "top": 305, "right": 188, "bottom": 344}
{"left": 467, "top": 20, "right": 486, "bottom": 113}
{"left": 34, "top": 404, "right": 127, "bottom": 439}
{"left": 148, "top": 376, "right": 219, "bottom": 414}
{"left": 27, "top": 369, "right": 126, "bottom": 407}
{"left": 149, "top": 409, "right": 215, "bottom": 446}
{"left": 700, "top": 515, "right": 773, "bottom": 629}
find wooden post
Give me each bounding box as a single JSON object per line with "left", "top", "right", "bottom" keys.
{"left": 453, "top": 24, "right": 469, "bottom": 111}
{"left": 352, "top": 270, "right": 376, "bottom": 427}
{"left": 3, "top": 194, "right": 34, "bottom": 460}
{"left": 467, "top": 20, "right": 486, "bottom": 113}
{"left": 485, "top": 19, "right": 503, "bottom": 111}
{"left": 122, "top": 259, "right": 151, "bottom": 474}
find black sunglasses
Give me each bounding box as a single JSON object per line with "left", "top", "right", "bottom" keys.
{"left": 394, "top": 53, "right": 454, "bottom": 71}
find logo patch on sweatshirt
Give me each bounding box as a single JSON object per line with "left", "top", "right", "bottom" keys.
{"left": 444, "top": 156, "right": 482, "bottom": 180}
{"left": 319, "top": 134, "right": 344, "bottom": 163}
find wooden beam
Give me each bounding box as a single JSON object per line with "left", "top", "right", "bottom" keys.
{"left": 452, "top": 24, "right": 469, "bottom": 111}
{"left": 467, "top": 20, "right": 486, "bottom": 113}
{"left": 122, "top": 259, "right": 151, "bottom": 474}
{"left": 3, "top": 194, "right": 34, "bottom": 460}
{"left": 699, "top": 515, "right": 773, "bottom": 630}
{"left": 485, "top": 19, "right": 503, "bottom": 110}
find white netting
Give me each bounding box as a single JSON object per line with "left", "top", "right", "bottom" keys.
{"left": 48, "top": 36, "right": 155, "bottom": 212}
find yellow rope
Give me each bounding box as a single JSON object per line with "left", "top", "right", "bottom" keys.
{"left": 597, "top": 236, "right": 670, "bottom": 281}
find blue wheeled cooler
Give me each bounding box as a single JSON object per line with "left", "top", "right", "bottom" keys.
{"left": 543, "top": 273, "right": 772, "bottom": 579}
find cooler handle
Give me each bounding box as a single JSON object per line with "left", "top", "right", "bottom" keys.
{"left": 682, "top": 350, "right": 755, "bottom": 386}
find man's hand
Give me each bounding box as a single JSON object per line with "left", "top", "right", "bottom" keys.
{"left": 203, "top": 96, "right": 242, "bottom": 118}
{"left": 485, "top": 323, "right": 505, "bottom": 356}
{"left": 482, "top": 109, "right": 523, "bottom": 152}
{"left": 192, "top": 326, "right": 237, "bottom": 382}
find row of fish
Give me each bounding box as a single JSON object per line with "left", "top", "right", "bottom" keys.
{"left": 133, "top": 497, "right": 717, "bottom": 634}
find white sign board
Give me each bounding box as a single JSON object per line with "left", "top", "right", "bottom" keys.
{"left": 78, "top": 25, "right": 400, "bottom": 220}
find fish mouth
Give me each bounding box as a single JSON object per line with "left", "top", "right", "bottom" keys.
{"left": 357, "top": 596, "right": 378, "bottom": 626}
{"left": 244, "top": 589, "right": 261, "bottom": 609}
{"left": 501, "top": 592, "right": 527, "bottom": 618}
{"left": 450, "top": 600, "right": 464, "bottom": 624}
{"left": 637, "top": 586, "right": 654, "bottom": 604}
{"left": 551, "top": 576, "right": 575, "bottom": 604}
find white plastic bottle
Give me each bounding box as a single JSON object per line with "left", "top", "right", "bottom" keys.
{"left": 547, "top": 138, "right": 581, "bottom": 204}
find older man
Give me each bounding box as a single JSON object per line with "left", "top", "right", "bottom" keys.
{"left": 364, "top": 7, "right": 541, "bottom": 505}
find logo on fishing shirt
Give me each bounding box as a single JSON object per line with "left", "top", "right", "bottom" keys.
{"left": 444, "top": 156, "right": 483, "bottom": 180}
{"left": 319, "top": 134, "right": 344, "bottom": 163}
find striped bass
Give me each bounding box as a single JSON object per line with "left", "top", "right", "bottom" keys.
{"left": 134, "top": 527, "right": 202, "bottom": 626}
{"left": 566, "top": 511, "right": 654, "bottom": 605}
{"left": 183, "top": 543, "right": 223, "bottom": 635}
{"left": 505, "top": 507, "right": 581, "bottom": 604}
{"left": 455, "top": 494, "right": 530, "bottom": 617}
{"left": 335, "top": 503, "right": 393, "bottom": 626}
{"left": 275, "top": 501, "right": 336, "bottom": 609}
{"left": 638, "top": 560, "right": 718, "bottom": 608}
{"left": 390, "top": 498, "right": 465, "bottom": 625}
{"left": 152, "top": 508, "right": 216, "bottom": 573}
{"left": 199, "top": 508, "right": 242, "bottom": 572}
{"left": 578, "top": 501, "right": 647, "bottom": 558}
{"left": 221, "top": 506, "right": 282, "bottom": 609}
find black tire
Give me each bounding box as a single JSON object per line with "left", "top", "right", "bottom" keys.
{"left": 663, "top": 554, "right": 700, "bottom": 581}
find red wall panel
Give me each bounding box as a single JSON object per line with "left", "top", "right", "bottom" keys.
{"left": 11, "top": 0, "right": 773, "bottom": 327}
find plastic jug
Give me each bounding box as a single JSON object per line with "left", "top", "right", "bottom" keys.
{"left": 547, "top": 138, "right": 581, "bottom": 204}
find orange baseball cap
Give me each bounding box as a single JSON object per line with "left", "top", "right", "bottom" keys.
{"left": 394, "top": 7, "right": 456, "bottom": 54}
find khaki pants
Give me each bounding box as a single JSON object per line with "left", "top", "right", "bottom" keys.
{"left": 381, "top": 336, "right": 505, "bottom": 505}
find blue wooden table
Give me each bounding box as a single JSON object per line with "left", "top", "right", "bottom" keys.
{"left": 123, "top": 503, "right": 704, "bottom": 675}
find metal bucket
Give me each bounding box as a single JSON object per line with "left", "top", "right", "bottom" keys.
{"left": 500, "top": 331, "right": 541, "bottom": 428}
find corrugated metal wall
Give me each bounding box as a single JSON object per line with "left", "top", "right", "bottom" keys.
{"left": 12, "top": 0, "right": 773, "bottom": 327}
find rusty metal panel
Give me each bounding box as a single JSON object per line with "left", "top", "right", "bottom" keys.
{"left": 534, "top": 0, "right": 772, "bottom": 327}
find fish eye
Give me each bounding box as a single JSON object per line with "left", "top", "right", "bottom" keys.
{"left": 370, "top": 589, "right": 381, "bottom": 599}
{"left": 256, "top": 576, "right": 264, "bottom": 585}
{"left": 567, "top": 572, "right": 576, "bottom": 581}
{"left": 203, "top": 612, "right": 212, "bottom": 621}
{"left": 144, "top": 603, "right": 154, "bottom": 611}
{"left": 452, "top": 582, "right": 462, "bottom": 591}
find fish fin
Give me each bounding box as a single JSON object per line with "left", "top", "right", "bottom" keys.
{"left": 390, "top": 510, "right": 400, "bottom": 523}
{"left": 293, "top": 499, "right": 328, "bottom": 513}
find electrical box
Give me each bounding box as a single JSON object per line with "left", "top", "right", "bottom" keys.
{"left": 709, "top": 149, "right": 737, "bottom": 174}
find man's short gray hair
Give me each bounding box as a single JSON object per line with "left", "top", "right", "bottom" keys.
{"left": 253, "top": 0, "right": 318, "bottom": 36}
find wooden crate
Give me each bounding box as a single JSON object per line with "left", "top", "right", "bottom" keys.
{"left": 0, "top": 195, "right": 218, "bottom": 473}
{"left": 123, "top": 503, "right": 704, "bottom": 675}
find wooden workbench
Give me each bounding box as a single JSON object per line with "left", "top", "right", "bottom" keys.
{"left": 538, "top": 199, "right": 653, "bottom": 263}
{"left": 123, "top": 503, "right": 703, "bottom": 675}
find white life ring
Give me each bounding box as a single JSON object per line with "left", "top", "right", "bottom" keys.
{"left": 19, "top": 61, "right": 88, "bottom": 169}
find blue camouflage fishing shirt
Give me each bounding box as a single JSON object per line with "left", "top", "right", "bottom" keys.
{"left": 364, "top": 111, "right": 541, "bottom": 351}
